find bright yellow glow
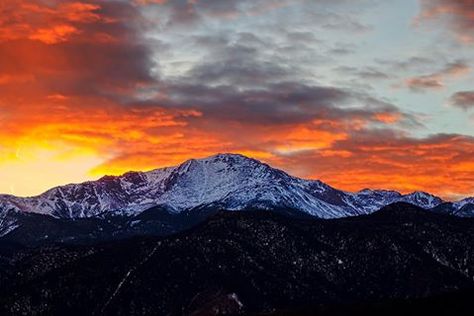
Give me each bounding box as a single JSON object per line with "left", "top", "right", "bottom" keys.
{"left": 0, "top": 144, "right": 106, "bottom": 197}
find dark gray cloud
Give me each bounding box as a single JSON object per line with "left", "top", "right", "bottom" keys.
{"left": 375, "top": 56, "right": 437, "bottom": 72}
{"left": 135, "top": 78, "right": 417, "bottom": 130}
{"left": 450, "top": 91, "right": 474, "bottom": 110}
{"left": 335, "top": 66, "right": 392, "bottom": 80}
{"left": 143, "top": 0, "right": 296, "bottom": 27}
{"left": 403, "top": 60, "right": 470, "bottom": 92}
{"left": 126, "top": 1, "right": 419, "bottom": 133}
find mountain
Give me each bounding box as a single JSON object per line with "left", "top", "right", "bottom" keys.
{"left": 1, "top": 203, "right": 474, "bottom": 316}
{"left": 0, "top": 153, "right": 469, "bottom": 221}
{"left": 431, "top": 198, "right": 474, "bottom": 217}
{"left": 0, "top": 206, "right": 217, "bottom": 247}
{"left": 1, "top": 156, "right": 472, "bottom": 314}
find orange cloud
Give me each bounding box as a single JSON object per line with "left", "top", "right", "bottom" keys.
{"left": 373, "top": 112, "right": 402, "bottom": 124}
{"left": 273, "top": 133, "right": 474, "bottom": 200}
{"left": 0, "top": 74, "right": 35, "bottom": 85}
{"left": 0, "top": 1, "right": 104, "bottom": 44}
{"left": 58, "top": 2, "right": 102, "bottom": 22}
{"left": 29, "top": 24, "right": 80, "bottom": 44}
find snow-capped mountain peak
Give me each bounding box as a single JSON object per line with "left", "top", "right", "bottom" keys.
{"left": 399, "top": 191, "right": 444, "bottom": 209}
{"left": 0, "top": 153, "right": 471, "bottom": 220}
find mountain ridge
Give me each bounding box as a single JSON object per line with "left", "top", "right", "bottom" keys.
{"left": 0, "top": 153, "right": 472, "bottom": 223}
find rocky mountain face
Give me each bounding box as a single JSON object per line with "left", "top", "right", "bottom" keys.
{"left": 0, "top": 154, "right": 471, "bottom": 221}
{"left": 1, "top": 203, "right": 474, "bottom": 316}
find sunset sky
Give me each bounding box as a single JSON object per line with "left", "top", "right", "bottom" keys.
{"left": 0, "top": 0, "right": 473, "bottom": 199}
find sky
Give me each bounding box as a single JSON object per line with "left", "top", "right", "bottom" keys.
{"left": 0, "top": 0, "right": 473, "bottom": 199}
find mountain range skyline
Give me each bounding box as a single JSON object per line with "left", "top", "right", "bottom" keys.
{"left": 1, "top": 152, "right": 473, "bottom": 202}
{"left": 1, "top": 154, "right": 472, "bottom": 226}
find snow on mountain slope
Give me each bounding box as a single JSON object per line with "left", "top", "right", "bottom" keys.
{"left": 0, "top": 153, "right": 469, "bottom": 220}
{"left": 0, "top": 209, "right": 18, "bottom": 238}
{"left": 453, "top": 198, "right": 474, "bottom": 217}
{"left": 455, "top": 197, "right": 474, "bottom": 209}
{"left": 399, "top": 191, "right": 444, "bottom": 209}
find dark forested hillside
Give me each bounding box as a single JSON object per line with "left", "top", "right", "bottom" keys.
{"left": 1, "top": 203, "right": 474, "bottom": 316}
